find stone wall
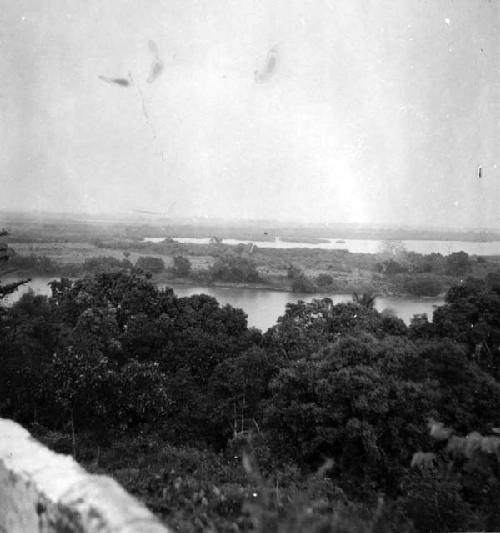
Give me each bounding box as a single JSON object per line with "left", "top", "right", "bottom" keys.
{"left": 0, "top": 418, "right": 171, "bottom": 532}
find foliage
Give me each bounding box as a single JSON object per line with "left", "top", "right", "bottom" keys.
{"left": 8, "top": 253, "right": 59, "bottom": 274}
{"left": 379, "top": 259, "right": 408, "bottom": 275}
{"left": 0, "top": 233, "right": 31, "bottom": 300}
{"left": 402, "top": 274, "right": 444, "bottom": 297}
{"left": 262, "top": 334, "right": 440, "bottom": 495}
{"left": 83, "top": 255, "right": 130, "bottom": 273}
{"left": 446, "top": 251, "right": 470, "bottom": 276}
{"left": 408, "top": 421, "right": 500, "bottom": 531}
{"left": 264, "top": 298, "right": 406, "bottom": 361}
{"left": 352, "top": 292, "right": 376, "bottom": 309}
{"left": 209, "top": 254, "right": 260, "bottom": 283}
{"left": 431, "top": 276, "right": 500, "bottom": 379}
{"left": 287, "top": 265, "right": 317, "bottom": 293}
{"left": 2, "top": 270, "right": 500, "bottom": 532}
{"left": 291, "top": 273, "right": 317, "bottom": 293}
{"left": 207, "top": 346, "right": 277, "bottom": 442}
{"left": 172, "top": 255, "right": 192, "bottom": 277}
{"left": 136, "top": 255, "right": 165, "bottom": 274}
{"left": 315, "top": 273, "right": 334, "bottom": 287}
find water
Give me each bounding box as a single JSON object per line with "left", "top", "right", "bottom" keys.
{"left": 164, "top": 285, "right": 443, "bottom": 330}
{"left": 0, "top": 277, "right": 56, "bottom": 307}
{"left": 2, "top": 277, "right": 443, "bottom": 331}
{"left": 143, "top": 236, "right": 500, "bottom": 255}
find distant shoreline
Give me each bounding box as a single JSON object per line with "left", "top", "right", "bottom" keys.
{"left": 2, "top": 271, "right": 445, "bottom": 302}
{"left": 153, "top": 276, "right": 447, "bottom": 300}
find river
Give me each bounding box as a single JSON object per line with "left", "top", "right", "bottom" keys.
{"left": 144, "top": 236, "right": 500, "bottom": 255}
{"left": 2, "top": 277, "right": 443, "bottom": 331}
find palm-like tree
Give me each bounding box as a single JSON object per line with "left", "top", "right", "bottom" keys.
{"left": 352, "top": 291, "right": 376, "bottom": 309}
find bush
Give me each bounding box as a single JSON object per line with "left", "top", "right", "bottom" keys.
{"left": 209, "top": 255, "right": 259, "bottom": 283}
{"left": 286, "top": 265, "right": 317, "bottom": 293}
{"left": 446, "top": 251, "right": 470, "bottom": 276}
{"left": 287, "top": 265, "right": 303, "bottom": 279}
{"left": 403, "top": 275, "right": 444, "bottom": 297}
{"left": 6, "top": 269, "right": 500, "bottom": 532}
{"left": 172, "top": 255, "right": 191, "bottom": 277}
{"left": 291, "top": 273, "right": 317, "bottom": 293}
{"left": 82, "top": 256, "right": 128, "bottom": 274}
{"left": 383, "top": 259, "right": 408, "bottom": 275}
{"left": 9, "top": 254, "right": 59, "bottom": 275}
{"left": 316, "top": 273, "right": 334, "bottom": 287}
{"left": 136, "top": 256, "right": 165, "bottom": 274}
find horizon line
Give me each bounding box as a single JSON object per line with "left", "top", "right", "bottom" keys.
{"left": 1, "top": 208, "right": 500, "bottom": 235}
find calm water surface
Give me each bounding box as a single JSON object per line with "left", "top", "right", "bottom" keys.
{"left": 3, "top": 277, "right": 443, "bottom": 331}
{"left": 164, "top": 285, "right": 443, "bottom": 330}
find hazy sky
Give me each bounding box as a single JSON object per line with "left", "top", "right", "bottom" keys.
{"left": 1, "top": 0, "right": 500, "bottom": 228}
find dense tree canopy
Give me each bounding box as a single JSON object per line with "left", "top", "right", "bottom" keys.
{"left": 2, "top": 270, "right": 500, "bottom": 532}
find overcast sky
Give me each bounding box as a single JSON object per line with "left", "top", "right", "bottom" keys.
{"left": 1, "top": 0, "right": 499, "bottom": 228}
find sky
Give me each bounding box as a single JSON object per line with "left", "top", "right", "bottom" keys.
{"left": 1, "top": 0, "right": 500, "bottom": 229}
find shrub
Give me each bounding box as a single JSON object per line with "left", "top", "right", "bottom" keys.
{"left": 384, "top": 259, "right": 408, "bottom": 275}
{"left": 446, "top": 251, "right": 470, "bottom": 276}
{"left": 291, "top": 273, "right": 317, "bottom": 293}
{"left": 403, "top": 275, "right": 444, "bottom": 297}
{"left": 209, "top": 255, "right": 259, "bottom": 283}
{"left": 82, "top": 256, "right": 127, "bottom": 274}
{"left": 9, "top": 254, "right": 59, "bottom": 275}
{"left": 136, "top": 256, "right": 165, "bottom": 274}
{"left": 316, "top": 273, "right": 334, "bottom": 287}
{"left": 172, "top": 255, "right": 192, "bottom": 277}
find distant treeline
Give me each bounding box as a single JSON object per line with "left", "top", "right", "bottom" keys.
{"left": 5, "top": 244, "right": 498, "bottom": 298}
{"left": 3, "top": 211, "right": 500, "bottom": 244}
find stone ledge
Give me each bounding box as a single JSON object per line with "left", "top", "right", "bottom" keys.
{"left": 0, "top": 418, "right": 171, "bottom": 532}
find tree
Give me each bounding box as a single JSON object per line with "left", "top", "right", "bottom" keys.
{"left": 161, "top": 293, "right": 254, "bottom": 382}
{"left": 207, "top": 346, "right": 277, "bottom": 444}
{"left": 446, "top": 251, "right": 470, "bottom": 276}
{"left": 352, "top": 291, "right": 376, "bottom": 309}
{"left": 291, "top": 273, "right": 317, "bottom": 293}
{"left": 0, "top": 230, "right": 31, "bottom": 301}
{"left": 286, "top": 265, "right": 317, "bottom": 293}
{"left": 406, "top": 422, "right": 500, "bottom": 532}
{"left": 264, "top": 299, "right": 405, "bottom": 361}
{"left": 263, "top": 334, "right": 439, "bottom": 496}
{"left": 287, "top": 265, "right": 302, "bottom": 279}
{"left": 0, "top": 292, "right": 61, "bottom": 425}
{"left": 81, "top": 256, "right": 130, "bottom": 274}
{"left": 403, "top": 274, "right": 443, "bottom": 297}
{"left": 316, "top": 273, "right": 334, "bottom": 287}
{"left": 135, "top": 255, "right": 165, "bottom": 274}
{"left": 209, "top": 254, "right": 259, "bottom": 283}
{"left": 382, "top": 259, "right": 408, "bottom": 275}
{"left": 39, "top": 349, "right": 170, "bottom": 444}
{"left": 172, "top": 255, "right": 192, "bottom": 277}
{"left": 432, "top": 277, "right": 500, "bottom": 379}
{"left": 121, "top": 311, "right": 173, "bottom": 361}
{"left": 415, "top": 339, "right": 500, "bottom": 433}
